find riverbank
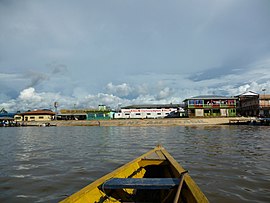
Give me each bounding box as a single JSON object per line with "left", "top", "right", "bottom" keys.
{"left": 18, "top": 117, "right": 254, "bottom": 127}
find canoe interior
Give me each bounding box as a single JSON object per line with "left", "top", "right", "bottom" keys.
{"left": 100, "top": 162, "right": 180, "bottom": 202}
{"left": 61, "top": 147, "right": 209, "bottom": 203}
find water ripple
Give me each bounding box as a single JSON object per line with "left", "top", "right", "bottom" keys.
{"left": 0, "top": 125, "right": 269, "bottom": 202}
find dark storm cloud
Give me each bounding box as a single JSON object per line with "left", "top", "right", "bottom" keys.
{"left": 189, "top": 66, "right": 244, "bottom": 82}
{"left": 47, "top": 62, "right": 68, "bottom": 75}
{"left": 25, "top": 71, "right": 49, "bottom": 88}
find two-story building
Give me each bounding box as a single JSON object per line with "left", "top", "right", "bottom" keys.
{"left": 236, "top": 91, "right": 259, "bottom": 116}
{"left": 259, "top": 94, "right": 270, "bottom": 117}
{"left": 237, "top": 91, "right": 270, "bottom": 117}
{"left": 183, "top": 96, "right": 237, "bottom": 117}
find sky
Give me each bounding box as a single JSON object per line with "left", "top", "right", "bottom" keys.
{"left": 1, "top": 0, "right": 270, "bottom": 112}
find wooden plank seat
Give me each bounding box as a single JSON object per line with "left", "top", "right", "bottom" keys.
{"left": 102, "top": 178, "right": 180, "bottom": 190}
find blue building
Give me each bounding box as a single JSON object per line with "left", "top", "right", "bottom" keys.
{"left": 0, "top": 108, "right": 16, "bottom": 126}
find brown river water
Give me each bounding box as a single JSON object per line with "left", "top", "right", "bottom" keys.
{"left": 0, "top": 125, "right": 269, "bottom": 202}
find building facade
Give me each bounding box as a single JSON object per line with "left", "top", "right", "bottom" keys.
{"left": 183, "top": 96, "right": 237, "bottom": 117}
{"left": 0, "top": 108, "right": 15, "bottom": 119}
{"left": 59, "top": 106, "right": 111, "bottom": 120}
{"left": 114, "top": 104, "right": 185, "bottom": 119}
{"left": 14, "top": 109, "right": 55, "bottom": 121}
{"left": 236, "top": 91, "right": 259, "bottom": 116}
{"left": 237, "top": 91, "right": 270, "bottom": 117}
{"left": 259, "top": 94, "right": 270, "bottom": 117}
{"left": 0, "top": 109, "right": 16, "bottom": 126}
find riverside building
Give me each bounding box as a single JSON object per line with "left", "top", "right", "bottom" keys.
{"left": 114, "top": 104, "right": 185, "bottom": 119}
{"left": 58, "top": 105, "right": 111, "bottom": 120}
{"left": 14, "top": 109, "right": 55, "bottom": 121}
{"left": 237, "top": 91, "right": 270, "bottom": 117}
{"left": 183, "top": 96, "right": 237, "bottom": 117}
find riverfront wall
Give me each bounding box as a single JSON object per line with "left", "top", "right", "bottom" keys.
{"left": 19, "top": 117, "right": 242, "bottom": 127}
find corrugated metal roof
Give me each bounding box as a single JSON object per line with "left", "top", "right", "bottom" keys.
{"left": 58, "top": 113, "right": 87, "bottom": 116}
{"left": 121, "top": 104, "right": 182, "bottom": 109}
{"left": 0, "top": 117, "right": 14, "bottom": 120}
{"left": 0, "top": 113, "right": 15, "bottom": 117}
{"left": 237, "top": 91, "right": 259, "bottom": 97}
{"left": 183, "top": 95, "right": 237, "bottom": 101}
{"left": 19, "top": 110, "right": 55, "bottom": 115}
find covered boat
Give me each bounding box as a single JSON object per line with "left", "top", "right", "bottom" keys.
{"left": 60, "top": 146, "right": 209, "bottom": 203}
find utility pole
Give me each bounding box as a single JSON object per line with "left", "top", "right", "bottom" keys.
{"left": 262, "top": 89, "right": 266, "bottom": 117}
{"left": 54, "top": 102, "right": 58, "bottom": 120}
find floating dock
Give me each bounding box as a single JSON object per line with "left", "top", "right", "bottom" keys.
{"left": 229, "top": 117, "right": 270, "bottom": 126}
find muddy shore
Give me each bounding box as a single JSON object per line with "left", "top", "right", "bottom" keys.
{"left": 19, "top": 117, "right": 253, "bottom": 127}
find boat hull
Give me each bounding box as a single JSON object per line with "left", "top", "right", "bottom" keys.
{"left": 60, "top": 146, "right": 209, "bottom": 203}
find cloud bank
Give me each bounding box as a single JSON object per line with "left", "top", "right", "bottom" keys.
{"left": 1, "top": 0, "right": 270, "bottom": 112}
{"left": 1, "top": 59, "right": 270, "bottom": 112}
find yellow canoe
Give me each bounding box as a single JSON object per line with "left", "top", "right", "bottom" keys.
{"left": 60, "top": 146, "right": 209, "bottom": 203}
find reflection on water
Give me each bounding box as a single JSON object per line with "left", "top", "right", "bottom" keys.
{"left": 0, "top": 125, "right": 270, "bottom": 202}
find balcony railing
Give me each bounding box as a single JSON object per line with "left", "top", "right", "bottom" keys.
{"left": 188, "top": 104, "right": 236, "bottom": 108}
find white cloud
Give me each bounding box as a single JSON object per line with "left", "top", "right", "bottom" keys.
{"left": 1, "top": 54, "right": 270, "bottom": 112}
{"left": 105, "top": 83, "right": 133, "bottom": 97}
{"left": 156, "top": 87, "right": 173, "bottom": 100}
{"left": 18, "top": 87, "right": 41, "bottom": 101}
{"left": 1, "top": 74, "right": 270, "bottom": 113}
{"left": 82, "top": 93, "right": 122, "bottom": 108}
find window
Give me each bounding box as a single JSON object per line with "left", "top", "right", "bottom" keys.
{"left": 212, "top": 109, "right": 220, "bottom": 113}
{"left": 39, "top": 116, "right": 44, "bottom": 119}
{"left": 135, "top": 113, "right": 141, "bottom": 115}
{"left": 228, "top": 100, "right": 235, "bottom": 105}
{"left": 195, "top": 100, "right": 203, "bottom": 105}
{"left": 212, "top": 100, "right": 220, "bottom": 105}
{"left": 157, "top": 113, "right": 161, "bottom": 115}
{"left": 125, "top": 113, "right": 130, "bottom": 116}
{"left": 30, "top": 116, "right": 35, "bottom": 119}
{"left": 97, "top": 113, "right": 104, "bottom": 117}
{"left": 147, "top": 113, "right": 151, "bottom": 115}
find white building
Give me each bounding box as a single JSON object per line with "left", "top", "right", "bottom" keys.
{"left": 114, "top": 104, "right": 185, "bottom": 119}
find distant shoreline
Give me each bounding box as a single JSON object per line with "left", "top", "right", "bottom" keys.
{"left": 19, "top": 117, "right": 253, "bottom": 127}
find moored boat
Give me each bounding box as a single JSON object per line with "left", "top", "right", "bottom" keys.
{"left": 60, "top": 146, "right": 209, "bottom": 203}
